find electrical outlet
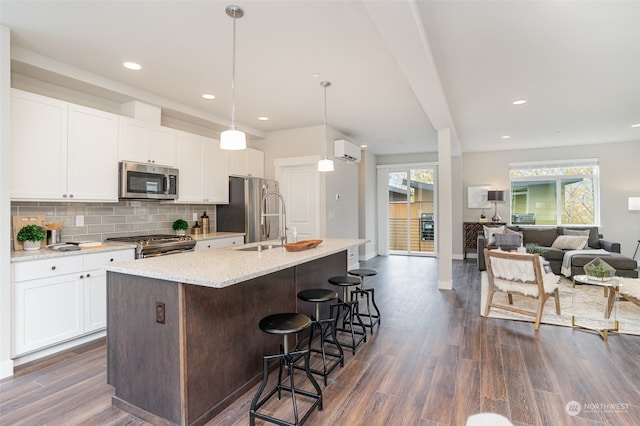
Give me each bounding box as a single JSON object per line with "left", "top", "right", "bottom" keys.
{"left": 156, "top": 302, "right": 166, "bottom": 324}
{"left": 192, "top": 212, "right": 198, "bottom": 221}
{"left": 75, "top": 215, "right": 84, "bottom": 226}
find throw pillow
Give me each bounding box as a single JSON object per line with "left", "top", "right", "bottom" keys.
{"left": 484, "top": 225, "right": 505, "bottom": 245}
{"left": 494, "top": 232, "right": 522, "bottom": 247}
{"left": 564, "top": 229, "right": 590, "bottom": 237}
{"left": 521, "top": 227, "right": 558, "bottom": 247}
{"left": 551, "top": 235, "right": 589, "bottom": 250}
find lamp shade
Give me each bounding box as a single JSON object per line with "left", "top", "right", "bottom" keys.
{"left": 220, "top": 129, "right": 246, "bottom": 150}
{"left": 317, "top": 158, "right": 334, "bottom": 172}
{"left": 487, "top": 190, "right": 506, "bottom": 202}
{"left": 629, "top": 197, "right": 640, "bottom": 211}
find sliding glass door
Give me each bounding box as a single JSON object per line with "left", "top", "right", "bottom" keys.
{"left": 386, "top": 167, "right": 436, "bottom": 256}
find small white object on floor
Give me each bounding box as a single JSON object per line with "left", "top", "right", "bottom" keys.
{"left": 466, "top": 412, "right": 514, "bottom": 426}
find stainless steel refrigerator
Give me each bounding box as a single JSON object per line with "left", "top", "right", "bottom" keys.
{"left": 216, "top": 176, "right": 281, "bottom": 243}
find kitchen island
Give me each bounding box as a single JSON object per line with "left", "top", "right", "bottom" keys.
{"left": 105, "top": 238, "right": 365, "bottom": 426}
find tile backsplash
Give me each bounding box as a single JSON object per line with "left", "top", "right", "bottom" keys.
{"left": 11, "top": 201, "right": 216, "bottom": 249}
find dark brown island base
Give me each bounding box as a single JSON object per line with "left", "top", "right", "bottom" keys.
{"left": 105, "top": 239, "right": 365, "bottom": 426}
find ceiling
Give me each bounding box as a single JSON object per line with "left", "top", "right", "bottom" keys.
{"left": 1, "top": 1, "right": 639, "bottom": 157}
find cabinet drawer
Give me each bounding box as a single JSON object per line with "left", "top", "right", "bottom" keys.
{"left": 83, "top": 249, "right": 135, "bottom": 270}
{"left": 13, "top": 256, "right": 83, "bottom": 282}
{"left": 195, "top": 236, "right": 244, "bottom": 250}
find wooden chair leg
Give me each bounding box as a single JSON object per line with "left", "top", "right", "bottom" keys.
{"left": 534, "top": 298, "right": 545, "bottom": 331}
{"left": 553, "top": 288, "right": 561, "bottom": 315}
{"left": 484, "top": 285, "right": 495, "bottom": 317}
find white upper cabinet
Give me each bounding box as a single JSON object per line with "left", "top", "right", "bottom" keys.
{"left": 11, "top": 89, "right": 119, "bottom": 202}
{"left": 119, "top": 117, "right": 177, "bottom": 167}
{"left": 228, "top": 148, "right": 264, "bottom": 178}
{"left": 176, "top": 131, "right": 229, "bottom": 204}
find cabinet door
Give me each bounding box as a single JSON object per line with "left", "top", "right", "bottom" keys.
{"left": 150, "top": 126, "right": 177, "bottom": 167}
{"left": 119, "top": 118, "right": 151, "bottom": 164}
{"left": 120, "top": 118, "right": 177, "bottom": 167}
{"left": 228, "top": 148, "right": 264, "bottom": 178}
{"left": 83, "top": 269, "right": 106, "bottom": 332}
{"left": 203, "top": 139, "right": 229, "bottom": 203}
{"left": 246, "top": 148, "right": 264, "bottom": 178}
{"left": 11, "top": 90, "right": 68, "bottom": 200}
{"left": 83, "top": 249, "right": 135, "bottom": 332}
{"left": 176, "top": 132, "right": 206, "bottom": 203}
{"left": 13, "top": 274, "right": 84, "bottom": 356}
{"left": 67, "top": 104, "right": 119, "bottom": 201}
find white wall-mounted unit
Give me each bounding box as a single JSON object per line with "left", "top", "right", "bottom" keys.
{"left": 334, "top": 139, "right": 361, "bottom": 163}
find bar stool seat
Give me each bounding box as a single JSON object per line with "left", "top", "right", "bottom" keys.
{"left": 328, "top": 276, "right": 367, "bottom": 354}
{"left": 294, "top": 289, "right": 344, "bottom": 385}
{"left": 348, "top": 268, "right": 380, "bottom": 332}
{"left": 250, "top": 313, "right": 323, "bottom": 426}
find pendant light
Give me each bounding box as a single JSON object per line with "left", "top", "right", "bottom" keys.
{"left": 220, "top": 5, "right": 246, "bottom": 150}
{"left": 317, "top": 81, "right": 334, "bottom": 172}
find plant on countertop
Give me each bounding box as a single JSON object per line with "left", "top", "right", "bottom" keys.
{"left": 525, "top": 243, "right": 543, "bottom": 254}
{"left": 172, "top": 219, "right": 189, "bottom": 231}
{"left": 17, "top": 224, "right": 47, "bottom": 242}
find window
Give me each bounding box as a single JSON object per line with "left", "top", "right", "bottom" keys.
{"left": 509, "top": 159, "right": 599, "bottom": 226}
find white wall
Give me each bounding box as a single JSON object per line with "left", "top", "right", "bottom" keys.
{"left": 462, "top": 141, "right": 640, "bottom": 259}
{"left": 1, "top": 25, "right": 14, "bottom": 379}
{"left": 262, "top": 125, "right": 359, "bottom": 241}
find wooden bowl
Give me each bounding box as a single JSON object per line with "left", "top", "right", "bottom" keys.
{"left": 284, "top": 239, "right": 323, "bottom": 252}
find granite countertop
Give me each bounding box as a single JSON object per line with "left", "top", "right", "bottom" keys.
{"left": 189, "top": 232, "right": 245, "bottom": 242}
{"left": 11, "top": 242, "right": 137, "bottom": 262}
{"left": 105, "top": 238, "right": 365, "bottom": 289}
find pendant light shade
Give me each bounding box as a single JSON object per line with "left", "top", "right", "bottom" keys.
{"left": 318, "top": 81, "right": 334, "bottom": 172}
{"left": 220, "top": 5, "right": 246, "bottom": 150}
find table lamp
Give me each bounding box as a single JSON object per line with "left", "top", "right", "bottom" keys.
{"left": 488, "top": 190, "right": 506, "bottom": 222}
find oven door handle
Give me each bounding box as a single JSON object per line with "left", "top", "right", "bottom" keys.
{"left": 142, "top": 248, "right": 193, "bottom": 258}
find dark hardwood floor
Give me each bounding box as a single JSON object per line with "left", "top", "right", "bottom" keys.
{"left": 2, "top": 256, "right": 639, "bottom": 425}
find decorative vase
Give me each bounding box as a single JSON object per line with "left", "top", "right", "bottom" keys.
{"left": 583, "top": 257, "right": 616, "bottom": 282}
{"left": 23, "top": 240, "right": 41, "bottom": 251}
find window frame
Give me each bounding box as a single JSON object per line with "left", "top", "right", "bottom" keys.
{"left": 509, "top": 158, "right": 600, "bottom": 227}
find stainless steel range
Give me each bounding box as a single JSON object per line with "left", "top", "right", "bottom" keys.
{"left": 106, "top": 234, "right": 196, "bottom": 258}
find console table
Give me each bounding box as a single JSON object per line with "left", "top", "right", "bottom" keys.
{"left": 463, "top": 221, "right": 505, "bottom": 259}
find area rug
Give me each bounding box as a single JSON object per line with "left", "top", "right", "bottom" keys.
{"left": 480, "top": 273, "right": 640, "bottom": 336}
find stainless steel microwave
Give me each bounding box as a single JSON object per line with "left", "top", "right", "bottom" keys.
{"left": 119, "top": 161, "right": 178, "bottom": 200}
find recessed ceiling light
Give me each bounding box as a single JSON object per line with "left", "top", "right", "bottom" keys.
{"left": 258, "top": 116, "right": 269, "bottom": 121}
{"left": 360, "top": 144, "right": 368, "bottom": 148}
{"left": 631, "top": 123, "right": 640, "bottom": 128}
{"left": 311, "top": 73, "right": 320, "bottom": 79}
{"left": 123, "top": 62, "right": 142, "bottom": 70}
{"left": 202, "top": 94, "right": 215, "bottom": 100}
{"left": 512, "top": 99, "right": 527, "bottom": 105}
{"left": 501, "top": 135, "right": 511, "bottom": 139}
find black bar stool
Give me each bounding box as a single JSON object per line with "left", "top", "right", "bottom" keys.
{"left": 294, "top": 289, "right": 344, "bottom": 385}
{"left": 250, "top": 313, "right": 323, "bottom": 426}
{"left": 348, "top": 268, "right": 380, "bottom": 332}
{"left": 328, "top": 276, "right": 367, "bottom": 355}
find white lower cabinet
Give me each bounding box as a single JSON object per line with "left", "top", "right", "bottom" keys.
{"left": 194, "top": 236, "right": 244, "bottom": 251}
{"left": 12, "top": 249, "right": 134, "bottom": 357}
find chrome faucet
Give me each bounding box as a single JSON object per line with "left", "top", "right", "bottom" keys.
{"left": 260, "top": 191, "right": 288, "bottom": 245}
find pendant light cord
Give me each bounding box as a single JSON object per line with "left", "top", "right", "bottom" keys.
{"left": 230, "top": 12, "right": 238, "bottom": 130}
{"left": 321, "top": 81, "right": 331, "bottom": 158}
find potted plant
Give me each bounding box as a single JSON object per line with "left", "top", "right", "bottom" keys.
{"left": 172, "top": 219, "right": 189, "bottom": 236}
{"left": 525, "top": 243, "right": 543, "bottom": 255}
{"left": 17, "top": 224, "right": 47, "bottom": 251}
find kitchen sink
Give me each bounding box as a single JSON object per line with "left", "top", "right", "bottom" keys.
{"left": 237, "top": 244, "right": 282, "bottom": 252}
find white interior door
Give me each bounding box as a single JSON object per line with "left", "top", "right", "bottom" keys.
{"left": 276, "top": 158, "right": 319, "bottom": 240}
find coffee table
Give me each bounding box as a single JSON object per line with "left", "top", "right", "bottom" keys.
{"left": 571, "top": 274, "right": 620, "bottom": 341}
